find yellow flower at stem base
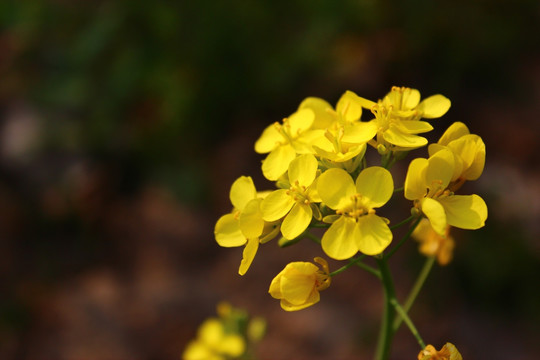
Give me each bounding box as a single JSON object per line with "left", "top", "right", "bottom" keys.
{"left": 412, "top": 219, "right": 455, "bottom": 266}
{"left": 418, "top": 342, "right": 463, "bottom": 360}
{"left": 317, "top": 166, "right": 394, "bottom": 259}
{"left": 269, "top": 257, "right": 331, "bottom": 311}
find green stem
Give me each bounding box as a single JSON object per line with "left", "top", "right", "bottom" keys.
{"left": 329, "top": 256, "right": 381, "bottom": 279}
{"left": 389, "top": 215, "right": 415, "bottom": 230}
{"left": 304, "top": 232, "right": 321, "bottom": 244}
{"left": 384, "top": 217, "right": 421, "bottom": 259}
{"left": 393, "top": 186, "right": 404, "bottom": 193}
{"left": 374, "top": 257, "right": 397, "bottom": 360}
{"left": 309, "top": 223, "right": 330, "bottom": 228}
{"left": 390, "top": 299, "right": 426, "bottom": 349}
{"left": 392, "top": 256, "right": 435, "bottom": 332}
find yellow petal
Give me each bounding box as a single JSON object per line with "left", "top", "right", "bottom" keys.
{"left": 355, "top": 166, "right": 394, "bottom": 209}
{"left": 239, "top": 198, "right": 264, "bottom": 238}
{"left": 215, "top": 213, "right": 246, "bottom": 247}
{"left": 356, "top": 214, "right": 393, "bottom": 255}
{"left": 417, "top": 94, "right": 451, "bottom": 118}
{"left": 269, "top": 271, "right": 284, "bottom": 299}
{"left": 438, "top": 121, "right": 470, "bottom": 146}
{"left": 448, "top": 134, "right": 485, "bottom": 181}
{"left": 385, "top": 87, "right": 420, "bottom": 110}
{"left": 287, "top": 108, "right": 314, "bottom": 136}
{"left": 239, "top": 237, "right": 259, "bottom": 275}
{"left": 383, "top": 126, "right": 428, "bottom": 148}
{"left": 280, "top": 263, "right": 319, "bottom": 304}
{"left": 317, "top": 168, "right": 356, "bottom": 210}
{"left": 438, "top": 194, "right": 487, "bottom": 230}
{"left": 321, "top": 216, "right": 358, "bottom": 260}
{"left": 356, "top": 96, "right": 377, "bottom": 110}
{"left": 299, "top": 97, "right": 335, "bottom": 129}
{"left": 260, "top": 189, "right": 295, "bottom": 221}
{"left": 336, "top": 90, "right": 363, "bottom": 122}
{"left": 261, "top": 144, "right": 297, "bottom": 181}
{"left": 341, "top": 121, "right": 378, "bottom": 144}
{"left": 428, "top": 144, "right": 463, "bottom": 182}
{"left": 255, "top": 123, "right": 282, "bottom": 154}
{"left": 281, "top": 203, "right": 313, "bottom": 240}
{"left": 288, "top": 154, "right": 318, "bottom": 187}
{"left": 279, "top": 290, "right": 320, "bottom": 311}
{"left": 393, "top": 120, "right": 433, "bottom": 134}
{"left": 421, "top": 197, "right": 447, "bottom": 236}
{"left": 426, "top": 149, "right": 455, "bottom": 190}
{"left": 404, "top": 158, "right": 428, "bottom": 200}
{"left": 230, "top": 176, "right": 257, "bottom": 211}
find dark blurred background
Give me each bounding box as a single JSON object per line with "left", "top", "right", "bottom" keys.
{"left": 1, "top": 1, "right": 539, "bottom": 359}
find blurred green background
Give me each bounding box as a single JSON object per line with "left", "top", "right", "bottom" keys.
{"left": 1, "top": 0, "right": 539, "bottom": 359}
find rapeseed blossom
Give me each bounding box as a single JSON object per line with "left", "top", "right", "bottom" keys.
{"left": 418, "top": 342, "right": 463, "bottom": 360}
{"left": 429, "top": 121, "right": 485, "bottom": 191}
{"left": 214, "top": 176, "right": 279, "bottom": 275}
{"left": 404, "top": 149, "right": 487, "bottom": 236}
{"left": 261, "top": 154, "right": 321, "bottom": 240}
{"left": 358, "top": 86, "right": 451, "bottom": 152}
{"left": 317, "top": 166, "right": 394, "bottom": 259}
{"left": 255, "top": 108, "right": 324, "bottom": 181}
{"left": 269, "top": 257, "right": 330, "bottom": 311}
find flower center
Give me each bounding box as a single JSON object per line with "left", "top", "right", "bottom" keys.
{"left": 336, "top": 194, "right": 375, "bottom": 221}
{"left": 286, "top": 180, "right": 310, "bottom": 204}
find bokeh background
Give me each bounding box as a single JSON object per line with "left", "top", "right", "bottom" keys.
{"left": 1, "top": 1, "right": 539, "bottom": 359}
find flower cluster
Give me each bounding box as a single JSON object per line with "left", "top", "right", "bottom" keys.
{"left": 213, "top": 86, "right": 487, "bottom": 359}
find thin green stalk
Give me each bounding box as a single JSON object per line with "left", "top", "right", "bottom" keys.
{"left": 389, "top": 215, "right": 415, "bottom": 230}
{"left": 374, "top": 257, "right": 397, "bottom": 360}
{"left": 329, "top": 256, "right": 381, "bottom": 278}
{"left": 390, "top": 299, "right": 426, "bottom": 349}
{"left": 393, "top": 186, "right": 404, "bottom": 193}
{"left": 384, "top": 217, "right": 422, "bottom": 259}
{"left": 392, "top": 256, "right": 435, "bottom": 332}
{"left": 304, "top": 232, "right": 321, "bottom": 244}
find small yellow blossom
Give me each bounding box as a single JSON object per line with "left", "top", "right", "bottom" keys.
{"left": 261, "top": 154, "right": 321, "bottom": 240}
{"left": 269, "top": 257, "right": 331, "bottom": 311}
{"left": 428, "top": 121, "right": 486, "bottom": 191}
{"left": 404, "top": 148, "right": 487, "bottom": 236}
{"left": 306, "top": 91, "right": 377, "bottom": 172}
{"left": 412, "top": 219, "right": 455, "bottom": 265}
{"left": 358, "top": 86, "right": 451, "bottom": 152}
{"left": 255, "top": 108, "right": 324, "bottom": 181}
{"left": 418, "top": 342, "right": 463, "bottom": 360}
{"left": 182, "top": 318, "right": 245, "bottom": 360}
{"left": 214, "top": 176, "right": 279, "bottom": 275}
{"left": 317, "top": 166, "right": 394, "bottom": 259}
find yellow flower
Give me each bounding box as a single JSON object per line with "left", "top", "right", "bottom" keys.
{"left": 412, "top": 219, "right": 455, "bottom": 266}
{"left": 261, "top": 154, "right": 321, "bottom": 240}
{"left": 317, "top": 166, "right": 394, "bottom": 259}
{"left": 418, "top": 342, "right": 463, "bottom": 360}
{"left": 358, "top": 86, "right": 451, "bottom": 151}
{"left": 269, "top": 257, "right": 331, "bottom": 311}
{"left": 255, "top": 107, "right": 324, "bottom": 181}
{"left": 306, "top": 91, "right": 377, "bottom": 172}
{"left": 428, "top": 121, "right": 486, "bottom": 191}
{"left": 182, "top": 318, "right": 245, "bottom": 360}
{"left": 215, "top": 176, "right": 279, "bottom": 275}
{"left": 404, "top": 149, "right": 488, "bottom": 236}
